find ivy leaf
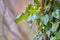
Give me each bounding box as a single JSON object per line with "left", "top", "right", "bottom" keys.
{"left": 26, "top": 4, "right": 32, "bottom": 13}
{"left": 52, "top": 22, "right": 59, "bottom": 33}
{"left": 52, "top": 9, "right": 60, "bottom": 19}
{"left": 50, "top": 36, "right": 55, "bottom": 40}
{"left": 34, "top": 0, "right": 40, "bottom": 10}
{"left": 41, "top": 14, "right": 49, "bottom": 25}
{"left": 49, "top": 15, "right": 53, "bottom": 21}
{"left": 15, "top": 13, "right": 25, "bottom": 23}
{"left": 26, "top": 4, "right": 37, "bottom": 14}
{"left": 55, "top": 31, "right": 60, "bottom": 40}
{"left": 27, "top": 14, "right": 36, "bottom": 23}
{"left": 36, "top": 13, "right": 43, "bottom": 19}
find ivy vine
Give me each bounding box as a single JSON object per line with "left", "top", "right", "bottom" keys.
{"left": 15, "top": 0, "right": 60, "bottom": 40}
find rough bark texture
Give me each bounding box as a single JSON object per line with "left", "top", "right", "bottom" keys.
{"left": 0, "top": 0, "right": 38, "bottom": 40}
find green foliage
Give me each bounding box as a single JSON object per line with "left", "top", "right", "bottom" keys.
{"left": 15, "top": 0, "right": 60, "bottom": 40}
{"left": 41, "top": 14, "right": 49, "bottom": 25}
{"left": 55, "top": 31, "right": 60, "bottom": 40}
{"left": 52, "top": 9, "right": 60, "bottom": 19}
{"left": 15, "top": 13, "right": 25, "bottom": 23}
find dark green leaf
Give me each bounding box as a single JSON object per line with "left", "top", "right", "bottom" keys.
{"left": 34, "top": 0, "right": 39, "bottom": 4}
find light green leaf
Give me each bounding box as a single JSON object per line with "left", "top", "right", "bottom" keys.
{"left": 26, "top": 4, "right": 37, "bottom": 14}
{"left": 55, "top": 31, "right": 60, "bottom": 40}
{"left": 15, "top": 13, "right": 25, "bottom": 23}
{"left": 26, "top": 4, "right": 32, "bottom": 13}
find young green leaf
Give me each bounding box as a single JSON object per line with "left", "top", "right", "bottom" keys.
{"left": 15, "top": 13, "right": 25, "bottom": 23}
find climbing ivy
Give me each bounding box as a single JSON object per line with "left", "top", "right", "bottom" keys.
{"left": 15, "top": 0, "right": 60, "bottom": 40}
